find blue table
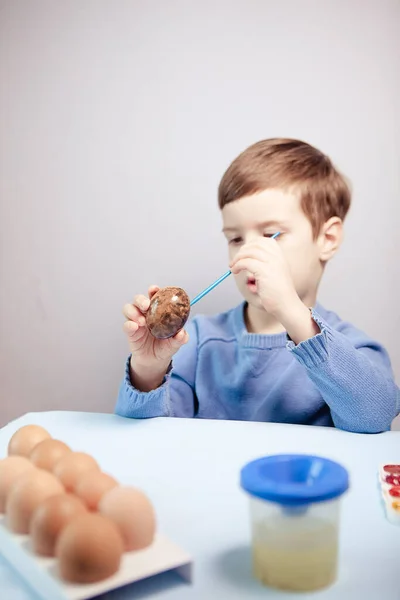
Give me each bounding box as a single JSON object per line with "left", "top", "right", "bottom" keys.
{"left": 0, "top": 412, "right": 399, "bottom": 600}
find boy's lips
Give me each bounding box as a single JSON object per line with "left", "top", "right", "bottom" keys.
{"left": 246, "top": 276, "right": 257, "bottom": 293}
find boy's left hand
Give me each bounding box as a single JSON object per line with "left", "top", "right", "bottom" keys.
{"left": 229, "top": 237, "right": 299, "bottom": 320}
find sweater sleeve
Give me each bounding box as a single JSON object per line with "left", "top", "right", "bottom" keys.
{"left": 287, "top": 309, "right": 400, "bottom": 433}
{"left": 114, "top": 319, "right": 199, "bottom": 419}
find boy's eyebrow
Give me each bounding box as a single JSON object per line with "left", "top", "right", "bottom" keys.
{"left": 222, "top": 220, "right": 287, "bottom": 233}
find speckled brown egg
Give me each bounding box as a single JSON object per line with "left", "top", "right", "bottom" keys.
{"left": 29, "top": 440, "right": 72, "bottom": 472}
{"left": 8, "top": 425, "right": 51, "bottom": 457}
{"left": 99, "top": 486, "right": 156, "bottom": 551}
{"left": 0, "top": 456, "right": 36, "bottom": 513}
{"left": 53, "top": 452, "right": 100, "bottom": 492}
{"left": 6, "top": 469, "right": 64, "bottom": 533}
{"left": 74, "top": 470, "right": 118, "bottom": 511}
{"left": 30, "top": 493, "right": 87, "bottom": 556}
{"left": 56, "top": 513, "right": 124, "bottom": 583}
{"left": 146, "top": 286, "right": 190, "bottom": 339}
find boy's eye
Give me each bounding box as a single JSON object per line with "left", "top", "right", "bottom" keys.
{"left": 263, "top": 233, "right": 275, "bottom": 238}
{"left": 229, "top": 237, "right": 242, "bottom": 245}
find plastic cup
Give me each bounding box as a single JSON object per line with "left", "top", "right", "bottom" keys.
{"left": 240, "top": 454, "right": 349, "bottom": 592}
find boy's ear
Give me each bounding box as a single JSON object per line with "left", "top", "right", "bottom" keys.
{"left": 317, "top": 217, "right": 343, "bottom": 262}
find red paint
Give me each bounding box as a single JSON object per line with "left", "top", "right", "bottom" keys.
{"left": 388, "top": 486, "right": 400, "bottom": 498}
{"left": 383, "top": 464, "right": 400, "bottom": 475}
{"left": 385, "top": 475, "right": 400, "bottom": 486}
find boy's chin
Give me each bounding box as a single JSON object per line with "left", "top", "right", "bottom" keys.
{"left": 240, "top": 289, "right": 264, "bottom": 310}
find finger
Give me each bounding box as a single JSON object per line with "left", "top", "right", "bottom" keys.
{"left": 232, "top": 237, "right": 280, "bottom": 262}
{"left": 230, "top": 258, "right": 262, "bottom": 276}
{"left": 255, "top": 237, "right": 282, "bottom": 258}
{"left": 122, "top": 303, "right": 147, "bottom": 326}
{"left": 148, "top": 285, "right": 160, "bottom": 299}
{"left": 123, "top": 320, "right": 140, "bottom": 341}
{"left": 169, "top": 328, "right": 189, "bottom": 348}
{"left": 132, "top": 294, "right": 151, "bottom": 313}
{"left": 230, "top": 247, "right": 266, "bottom": 267}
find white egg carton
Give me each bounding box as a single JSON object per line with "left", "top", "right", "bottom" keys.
{"left": 0, "top": 516, "right": 192, "bottom": 600}
{"left": 378, "top": 464, "right": 400, "bottom": 526}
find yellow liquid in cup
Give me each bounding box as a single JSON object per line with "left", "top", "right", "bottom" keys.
{"left": 252, "top": 516, "right": 338, "bottom": 592}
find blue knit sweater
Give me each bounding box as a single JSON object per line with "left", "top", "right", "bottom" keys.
{"left": 115, "top": 303, "right": 399, "bottom": 433}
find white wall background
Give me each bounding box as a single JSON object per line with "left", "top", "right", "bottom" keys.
{"left": 1, "top": 0, "right": 399, "bottom": 427}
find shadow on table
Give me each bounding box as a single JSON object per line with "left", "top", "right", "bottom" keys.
{"left": 94, "top": 569, "right": 189, "bottom": 600}
{"left": 214, "top": 545, "right": 266, "bottom": 595}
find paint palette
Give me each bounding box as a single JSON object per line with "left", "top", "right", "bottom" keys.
{"left": 378, "top": 464, "right": 400, "bottom": 525}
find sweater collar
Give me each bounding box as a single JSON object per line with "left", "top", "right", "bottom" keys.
{"left": 232, "top": 301, "right": 326, "bottom": 349}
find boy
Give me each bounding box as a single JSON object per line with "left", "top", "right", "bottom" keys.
{"left": 116, "top": 138, "right": 399, "bottom": 433}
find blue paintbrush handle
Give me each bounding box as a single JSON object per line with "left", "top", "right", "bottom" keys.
{"left": 190, "top": 270, "right": 232, "bottom": 307}
{"left": 190, "top": 232, "right": 280, "bottom": 307}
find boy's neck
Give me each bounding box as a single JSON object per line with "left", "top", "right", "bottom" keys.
{"left": 245, "top": 304, "right": 286, "bottom": 334}
{"left": 245, "top": 294, "right": 317, "bottom": 335}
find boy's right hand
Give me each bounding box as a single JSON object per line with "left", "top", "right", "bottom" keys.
{"left": 123, "top": 285, "right": 189, "bottom": 392}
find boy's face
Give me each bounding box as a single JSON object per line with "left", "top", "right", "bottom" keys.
{"left": 222, "top": 189, "right": 330, "bottom": 310}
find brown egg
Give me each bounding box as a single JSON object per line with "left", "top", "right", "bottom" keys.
{"left": 99, "top": 486, "right": 156, "bottom": 551}
{"left": 53, "top": 452, "right": 100, "bottom": 492}
{"left": 6, "top": 469, "right": 64, "bottom": 533}
{"left": 29, "top": 440, "right": 72, "bottom": 472}
{"left": 74, "top": 470, "right": 118, "bottom": 511}
{"left": 30, "top": 494, "right": 87, "bottom": 556}
{"left": 8, "top": 425, "right": 51, "bottom": 457}
{"left": 56, "top": 513, "right": 123, "bottom": 583}
{"left": 0, "top": 456, "right": 36, "bottom": 513}
{"left": 146, "top": 286, "right": 190, "bottom": 339}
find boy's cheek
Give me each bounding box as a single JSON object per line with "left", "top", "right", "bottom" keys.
{"left": 228, "top": 247, "right": 237, "bottom": 261}
{"left": 233, "top": 274, "right": 245, "bottom": 291}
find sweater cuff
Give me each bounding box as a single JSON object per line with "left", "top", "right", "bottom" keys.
{"left": 287, "top": 309, "right": 335, "bottom": 368}
{"left": 121, "top": 356, "right": 171, "bottom": 417}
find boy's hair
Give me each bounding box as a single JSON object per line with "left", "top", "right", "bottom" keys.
{"left": 218, "top": 138, "right": 351, "bottom": 238}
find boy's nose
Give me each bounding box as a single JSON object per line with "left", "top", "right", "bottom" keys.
{"left": 245, "top": 231, "right": 259, "bottom": 243}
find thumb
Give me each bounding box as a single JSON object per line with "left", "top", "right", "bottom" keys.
{"left": 168, "top": 329, "right": 189, "bottom": 350}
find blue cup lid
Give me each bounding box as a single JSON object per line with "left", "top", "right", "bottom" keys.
{"left": 240, "top": 454, "right": 349, "bottom": 506}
